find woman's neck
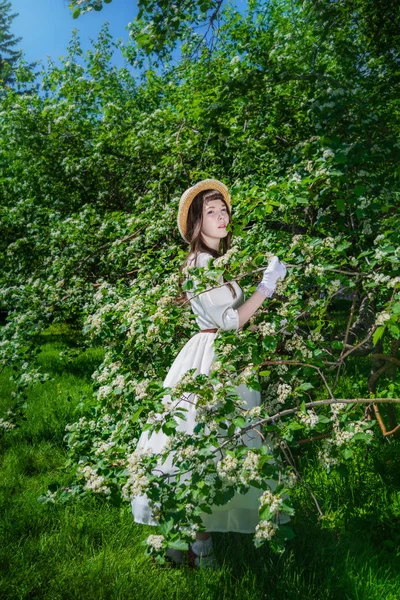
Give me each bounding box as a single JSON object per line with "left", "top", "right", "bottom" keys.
{"left": 200, "top": 233, "right": 220, "bottom": 251}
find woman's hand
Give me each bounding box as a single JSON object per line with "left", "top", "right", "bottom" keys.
{"left": 257, "top": 256, "right": 287, "bottom": 297}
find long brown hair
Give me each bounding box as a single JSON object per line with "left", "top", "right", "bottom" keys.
{"left": 175, "top": 189, "right": 237, "bottom": 305}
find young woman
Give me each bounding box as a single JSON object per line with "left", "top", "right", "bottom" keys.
{"left": 131, "top": 179, "right": 287, "bottom": 568}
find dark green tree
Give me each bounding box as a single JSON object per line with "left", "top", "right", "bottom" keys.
{"left": 0, "top": 0, "right": 22, "bottom": 87}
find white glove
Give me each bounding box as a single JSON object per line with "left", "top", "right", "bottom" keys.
{"left": 257, "top": 256, "right": 287, "bottom": 297}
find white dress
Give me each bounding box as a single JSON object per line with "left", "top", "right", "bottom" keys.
{"left": 131, "top": 251, "right": 266, "bottom": 533}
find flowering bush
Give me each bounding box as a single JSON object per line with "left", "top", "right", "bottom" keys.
{"left": 1, "top": 0, "right": 400, "bottom": 561}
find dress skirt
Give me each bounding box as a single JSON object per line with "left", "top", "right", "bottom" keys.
{"left": 131, "top": 331, "right": 266, "bottom": 533}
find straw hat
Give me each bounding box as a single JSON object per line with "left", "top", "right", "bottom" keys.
{"left": 177, "top": 179, "right": 231, "bottom": 243}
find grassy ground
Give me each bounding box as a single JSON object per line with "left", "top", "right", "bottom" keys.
{"left": 0, "top": 324, "right": 399, "bottom": 600}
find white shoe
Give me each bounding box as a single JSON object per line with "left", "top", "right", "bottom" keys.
{"left": 188, "top": 538, "right": 219, "bottom": 570}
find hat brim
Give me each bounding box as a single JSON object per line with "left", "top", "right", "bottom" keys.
{"left": 177, "top": 179, "right": 231, "bottom": 243}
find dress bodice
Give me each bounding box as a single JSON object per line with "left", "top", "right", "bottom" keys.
{"left": 184, "top": 252, "right": 244, "bottom": 332}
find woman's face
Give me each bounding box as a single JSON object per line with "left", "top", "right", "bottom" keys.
{"left": 201, "top": 198, "right": 230, "bottom": 243}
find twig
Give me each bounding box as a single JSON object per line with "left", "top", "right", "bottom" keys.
{"left": 297, "top": 433, "right": 330, "bottom": 445}
{"left": 336, "top": 325, "right": 378, "bottom": 363}
{"left": 260, "top": 359, "right": 335, "bottom": 400}
{"left": 334, "top": 292, "right": 358, "bottom": 387}
{"left": 369, "top": 354, "right": 400, "bottom": 367}
{"left": 78, "top": 228, "right": 144, "bottom": 268}
{"left": 216, "top": 398, "right": 400, "bottom": 448}
{"left": 276, "top": 435, "right": 324, "bottom": 518}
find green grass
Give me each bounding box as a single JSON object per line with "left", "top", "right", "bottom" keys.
{"left": 0, "top": 324, "right": 399, "bottom": 599}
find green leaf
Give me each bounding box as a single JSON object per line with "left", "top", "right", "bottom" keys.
{"left": 280, "top": 502, "right": 295, "bottom": 516}
{"left": 298, "top": 382, "right": 314, "bottom": 391}
{"left": 159, "top": 518, "right": 174, "bottom": 536}
{"left": 168, "top": 539, "right": 188, "bottom": 551}
{"left": 72, "top": 8, "right": 81, "bottom": 18}
{"left": 277, "top": 525, "right": 295, "bottom": 541}
{"left": 199, "top": 503, "right": 213, "bottom": 514}
{"left": 259, "top": 506, "right": 272, "bottom": 520}
{"left": 182, "top": 279, "right": 194, "bottom": 291}
{"left": 233, "top": 416, "right": 245, "bottom": 428}
{"left": 335, "top": 198, "right": 345, "bottom": 211}
{"left": 228, "top": 424, "right": 236, "bottom": 437}
{"left": 343, "top": 447, "right": 353, "bottom": 459}
{"left": 391, "top": 303, "right": 400, "bottom": 315}
{"left": 387, "top": 323, "right": 400, "bottom": 338}
{"left": 162, "top": 420, "right": 177, "bottom": 435}
{"left": 288, "top": 422, "right": 303, "bottom": 431}
{"left": 354, "top": 185, "right": 366, "bottom": 197}
{"left": 373, "top": 326, "right": 386, "bottom": 346}
{"left": 131, "top": 406, "right": 145, "bottom": 423}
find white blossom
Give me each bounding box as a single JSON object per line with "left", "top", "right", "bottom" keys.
{"left": 78, "top": 465, "right": 111, "bottom": 495}
{"left": 0, "top": 418, "right": 16, "bottom": 430}
{"left": 259, "top": 490, "right": 283, "bottom": 513}
{"left": 375, "top": 311, "right": 390, "bottom": 326}
{"left": 217, "top": 454, "right": 238, "bottom": 483}
{"left": 255, "top": 520, "right": 278, "bottom": 540}
{"left": 97, "top": 385, "right": 113, "bottom": 400}
{"left": 298, "top": 409, "right": 319, "bottom": 428}
{"left": 213, "top": 246, "right": 239, "bottom": 267}
{"left": 259, "top": 321, "right": 276, "bottom": 336}
{"left": 240, "top": 451, "right": 262, "bottom": 485}
{"left": 146, "top": 534, "right": 165, "bottom": 552}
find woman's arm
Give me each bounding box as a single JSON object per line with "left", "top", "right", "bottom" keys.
{"left": 237, "top": 290, "right": 267, "bottom": 329}
{"left": 237, "top": 256, "right": 287, "bottom": 329}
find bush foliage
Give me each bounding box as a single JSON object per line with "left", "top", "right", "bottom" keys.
{"left": 1, "top": 0, "right": 399, "bottom": 559}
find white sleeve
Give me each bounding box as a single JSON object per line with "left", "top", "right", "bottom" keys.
{"left": 193, "top": 253, "right": 240, "bottom": 332}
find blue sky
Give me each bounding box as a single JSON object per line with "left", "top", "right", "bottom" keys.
{"left": 9, "top": 0, "right": 247, "bottom": 80}
{"left": 10, "top": 0, "right": 138, "bottom": 72}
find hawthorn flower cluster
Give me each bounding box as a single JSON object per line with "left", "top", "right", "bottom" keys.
{"left": 277, "top": 383, "right": 292, "bottom": 403}
{"left": 146, "top": 534, "right": 164, "bottom": 552}
{"left": 375, "top": 311, "right": 391, "bottom": 326}
{"left": 216, "top": 454, "right": 238, "bottom": 483}
{"left": 285, "top": 333, "right": 313, "bottom": 359}
{"left": 65, "top": 416, "right": 97, "bottom": 433}
{"left": 235, "top": 364, "right": 257, "bottom": 386}
{"left": 331, "top": 420, "right": 373, "bottom": 446}
{"left": 304, "top": 264, "right": 325, "bottom": 276}
{"left": 247, "top": 405, "right": 262, "bottom": 418}
{"left": 263, "top": 383, "right": 283, "bottom": 412}
{"left": 131, "top": 378, "right": 150, "bottom": 400}
{"left": 298, "top": 409, "right": 319, "bottom": 429}
{"left": 318, "top": 444, "right": 339, "bottom": 470}
{"left": 255, "top": 520, "right": 278, "bottom": 540}
{"left": 240, "top": 451, "right": 262, "bottom": 486}
{"left": 122, "top": 448, "right": 152, "bottom": 500}
{"left": 213, "top": 246, "right": 239, "bottom": 267}
{"left": 180, "top": 523, "right": 200, "bottom": 540}
{"left": 388, "top": 276, "right": 400, "bottom": 288}
{"left": 259, "top": 490, "right": 283, "bottom": 514}
{"left": 93, "top": 440, "right": 116, "bottom": 456}
{"left": 369, "top": 273, "right": 391, "bottom": 286}
{"left": 77, "top": 465, "right": 111, "bottom": 496}
{"left": 259, "top": 321, "right": 276, "bottom": 336}
{"left": 97, "top": 385, "right": 113, "bottom": 400}
{"left": 0, "top": 418, "right": 16, "bottom": 430}
{"left": 92, "top": 360, "right": 122, "bottom": 384}
{"left": 290, "top": 234, "right": 303, "bottom": 248}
